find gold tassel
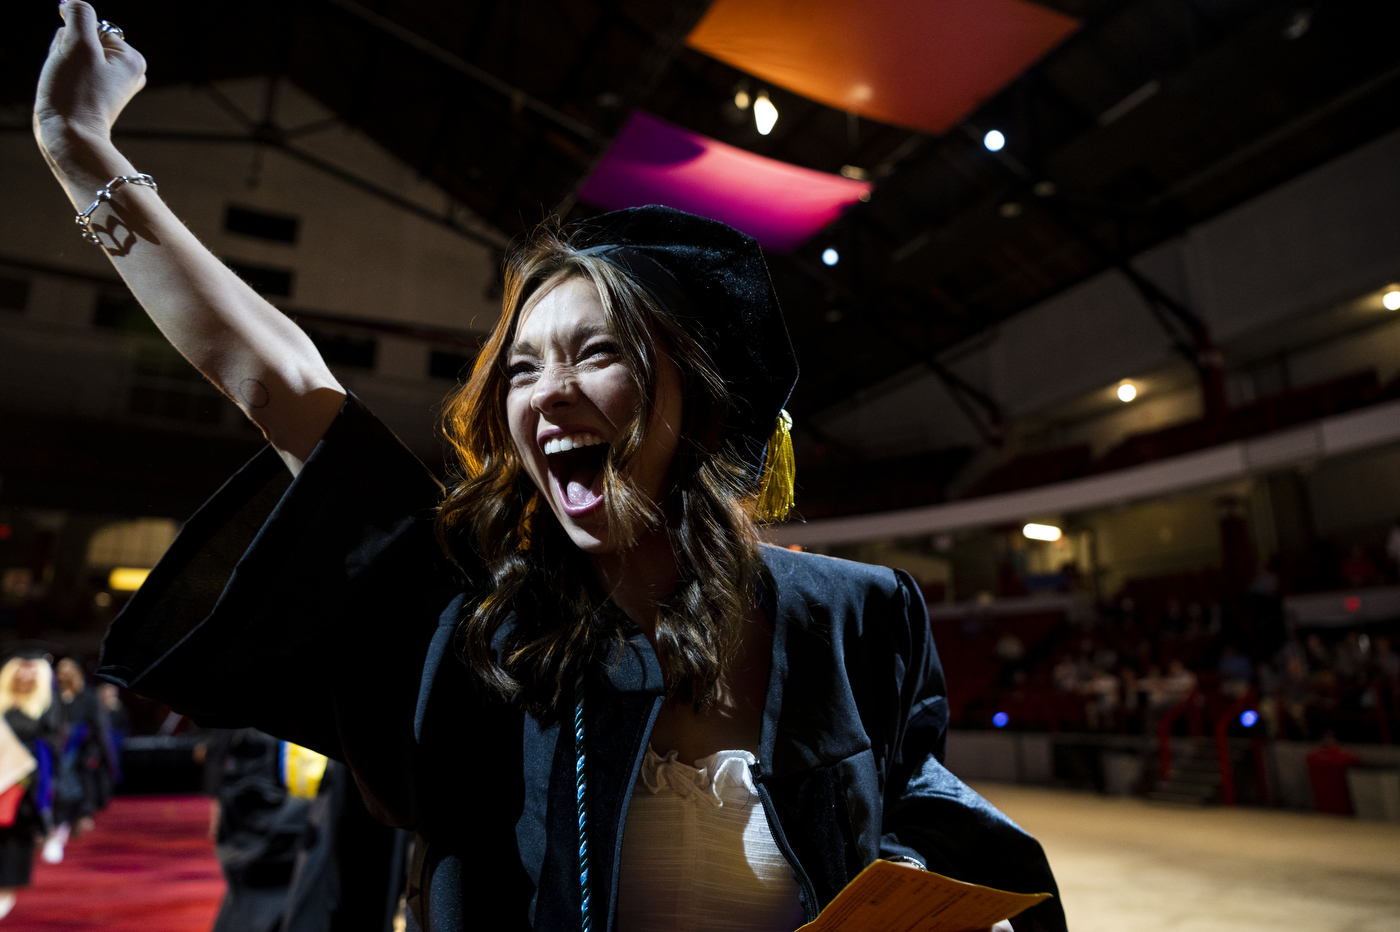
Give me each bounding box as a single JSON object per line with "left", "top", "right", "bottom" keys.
{"left": 757, "top": 409, "right": 796, "bottom": 522}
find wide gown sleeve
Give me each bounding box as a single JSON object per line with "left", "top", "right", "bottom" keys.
{"left": 98, "top": 396, "right": 466, "bottom": 825}
{"left": 879, "top": 576, "right": 1068, "bottom": 932}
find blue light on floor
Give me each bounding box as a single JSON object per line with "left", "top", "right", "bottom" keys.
{"left": 1240, "top": 709, "right": 1258, "bottom": 727}
{"left": 993, "top": 711, "right": 1010, "bottom": 728}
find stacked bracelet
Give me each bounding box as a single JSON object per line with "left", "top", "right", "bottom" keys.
{"left": 75, "top": 173, "right": 158, "bottom": 245}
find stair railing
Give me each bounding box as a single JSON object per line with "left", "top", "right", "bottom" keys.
{"left": 1216, "top": 686, "right": 1257, "bottom": 806}
{"left": 1156, "top": 687, "right": 1199, "bottom": 781}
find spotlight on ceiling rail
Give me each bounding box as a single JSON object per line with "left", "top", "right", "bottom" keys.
{"left": 983, "top": 129, "right": 1005, "bottom": 152}
{"left": 1383, "top": 289, "right": 1400, "bottom": 311}
{"left": 754, "top": 91, "right": 778, "bottom": 135}
{"left": 1023, "top": 523, "right": 1062, "bottom": 542}
{"left": 734, "top": 89, "right": 751, "bottom": 109}
{"left": 1118, "top": 382, "right": 1138, "bottom": 402}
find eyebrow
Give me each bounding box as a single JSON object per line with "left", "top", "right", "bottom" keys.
{"left": 507, "top": 322, "right": 612, "bottom": 358}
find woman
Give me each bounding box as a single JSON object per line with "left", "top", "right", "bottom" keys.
{"left": 0, "top": 657, "right": 58, "bottom": 918}
{"left": 35, "top": 5, "right": 1065, "bottom": 931}
{"left": 52, "top": 657, "right": 115, "bottom": 851}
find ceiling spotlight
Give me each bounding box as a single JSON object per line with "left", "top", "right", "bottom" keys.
{"left": 983, "top": 129, "right": 1005, "bottom": 152}
{"left": 1384, "top": 289, "right": 1400, "bottom": 311}
{"left": 1023, "top": 523, "right": 1062, "bottom": 542}
{"left": 734, "top": 89, "right": 751, "bottom": 109}
{"left": 999, "top": 202, "right": 1023, "bottom": 218}
{"left": 1118, "top": 382, "right": 1138, "bottom": 402}
{"left": 754, "top": 91, "right": 778, "bottom": 135}
{"left": 822, "top": 248, "right": 839, "bottom": 266}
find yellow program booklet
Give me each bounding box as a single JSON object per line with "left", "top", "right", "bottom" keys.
{"left": 797, "top": 859, "right": 1052, "bottom": 932}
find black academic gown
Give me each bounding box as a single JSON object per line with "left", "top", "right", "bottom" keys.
{"left": 0, "top": 707, "right": 57, "bottom": 887}
{"left": 54, "top": 689, "right": 113, "bottom": 826}
{"left": 98, "top": 397, "right": 1066, "bottom": 932}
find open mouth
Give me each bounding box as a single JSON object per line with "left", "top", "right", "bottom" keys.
{"left": 544, "top": 434, "right": 609, "bottom": 516}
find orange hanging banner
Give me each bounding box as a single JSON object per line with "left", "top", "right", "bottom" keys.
{"left": 688, "top": 0, "right": 1079, "bottom": 135}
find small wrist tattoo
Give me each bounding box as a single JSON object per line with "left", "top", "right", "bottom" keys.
{"left": 239, "top": 378, "right": 270, "bottom": 409}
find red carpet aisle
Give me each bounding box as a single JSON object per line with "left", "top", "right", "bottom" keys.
{"left": 4, "top": 796, "right": 226, "bottom": 932}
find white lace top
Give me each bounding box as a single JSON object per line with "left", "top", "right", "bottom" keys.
{"left": 617, "top": 746, "right": 808, "bottom": 932}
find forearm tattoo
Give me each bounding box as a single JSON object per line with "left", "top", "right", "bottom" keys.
{"left": 239, "top": 378, "right": 270, "bottom": 409}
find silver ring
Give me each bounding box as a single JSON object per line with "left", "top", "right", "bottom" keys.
{"left": 98, "top": 21, "right": 125, "bottom": 41}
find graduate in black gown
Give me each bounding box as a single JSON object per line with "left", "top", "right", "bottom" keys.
{"left": 52, "top": 658, "right": 116, "bottom": 847}
{"left": 36, "top": 7, "right": 1066, "bottom": 931}
{"left": 204, "top": 729, "right": 409, "bottom": 932}
{"left": 0, "top": 656, "right": 58, "bottom": 919}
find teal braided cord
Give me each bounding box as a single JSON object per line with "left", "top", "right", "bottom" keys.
{"left": 575, "top": 669, "right": 591, "bottom": 932}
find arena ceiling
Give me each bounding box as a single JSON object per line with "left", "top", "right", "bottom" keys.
{"left": 4, "top": 0, "right": 1400, "bottom": 450}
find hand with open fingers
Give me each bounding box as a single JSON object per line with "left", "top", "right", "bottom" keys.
{"left": 33, "top": 0, "right": 147, "bottom": 165}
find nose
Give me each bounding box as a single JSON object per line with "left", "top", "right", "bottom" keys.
{"left": 530, "top": 361, "right": 579, "bottom": 413}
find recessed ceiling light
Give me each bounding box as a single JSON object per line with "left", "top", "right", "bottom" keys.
{"left": 754, "top": 92, "right": 778, "bottom": 135}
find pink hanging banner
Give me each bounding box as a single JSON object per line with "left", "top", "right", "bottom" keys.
{"left": 577, "top": 111, "right": 871, "bottom": 253}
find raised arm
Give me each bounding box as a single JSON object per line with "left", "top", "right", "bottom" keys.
{"left": 33, "top": 1, "right": 345, "bottom": 472}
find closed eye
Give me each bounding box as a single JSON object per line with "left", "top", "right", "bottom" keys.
{"left": 505, "top": 358, "right": 538, "bottom": 382}
{"left": 582, "top": 339, "right": 621, "bottom": 361}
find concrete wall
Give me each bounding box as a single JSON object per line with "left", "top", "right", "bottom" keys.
{"left": 1, "top": 79, "right": 501, "bottom": 333}
{"left": 946, "top": 730, "right": 1400, "bottom": 820}
{"left": 944, "top": 731, "right": 1054, "bottom": 785}
{"left": 0, "top": 78, "right": 506, "bottom": 460}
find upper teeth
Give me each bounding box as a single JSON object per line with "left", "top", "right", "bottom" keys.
{"left": 543, "top": 433, "right": 605, "bottom": 455}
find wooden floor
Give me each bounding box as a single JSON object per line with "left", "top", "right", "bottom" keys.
{"left": 973, "top": 784, "right": 1400, "bottom": 932}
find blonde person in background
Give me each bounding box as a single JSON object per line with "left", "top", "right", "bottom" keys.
{"left": 0, "top": 657, "right": 58, "bottom": 918}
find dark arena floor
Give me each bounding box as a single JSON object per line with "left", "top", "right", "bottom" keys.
{"left": 9, "top": 787, "right": 1399, "bottom": 931}
{"left": 976, "top": 783, "right": 1400, "bottom": 932}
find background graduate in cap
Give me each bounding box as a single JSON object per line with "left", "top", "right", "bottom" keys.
{"left": 0, "top": 651, "right": 58, "bottom": 918}
{"left": 35, "top": 5, "right": 1065, "bottom": 931}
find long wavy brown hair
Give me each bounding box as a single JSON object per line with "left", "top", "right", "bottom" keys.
{"left": 436, "top": 224, "right": 768, "bottom": 717}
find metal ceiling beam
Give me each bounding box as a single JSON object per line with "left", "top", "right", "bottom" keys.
{"left": 321, "top": 0, "right": 605, "bottom": 147}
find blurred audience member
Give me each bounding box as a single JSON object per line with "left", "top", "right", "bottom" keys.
{"left": 1375, "top": 636, "right": 1399, "bottom": 685}
{"left": 1217, "top": 644, "right": 1253, "bottom": 698}
{"left": 1081, "top": 668, "right": 1120, "bottom": 731}
{"left": 1161, "top": 660, "right": 1198, "bottom": 706}
{"left": 1332, "top": 631, "right": 1369, "bottom": 681}
{"left": 1052, "top": 654, "right": 1080, "bottom": 692}
{"left": 1306, "top": 633, "right": 1332, "bottom": 670}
